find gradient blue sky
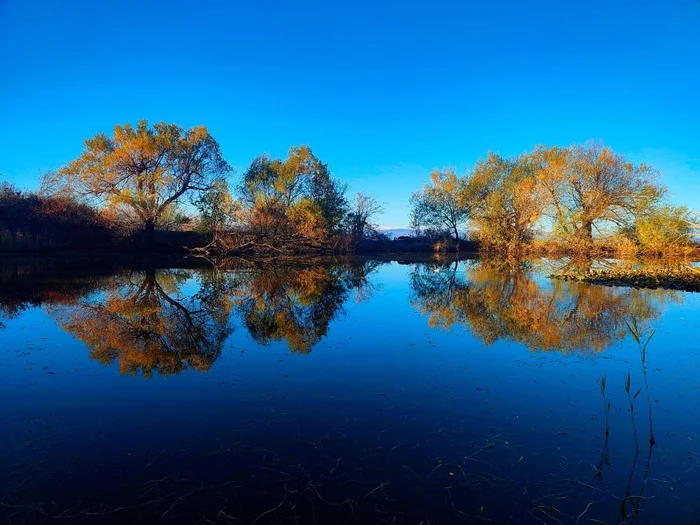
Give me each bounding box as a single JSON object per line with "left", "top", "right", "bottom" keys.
{"left": 1, "top": 0, "right": 699, "bottom": 227}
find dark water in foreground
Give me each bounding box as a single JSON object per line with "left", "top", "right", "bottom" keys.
{"left": 1, "top": 256, "right": 699, "bottom": 524}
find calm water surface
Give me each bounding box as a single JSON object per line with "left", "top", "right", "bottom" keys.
{"left": 1, "top": 256, "right": 699, "bottom": 524}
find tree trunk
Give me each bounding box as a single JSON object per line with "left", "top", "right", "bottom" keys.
{"left": 453, "top": 224, "right": 460, "bottom": 253}
{"left": 143, "top": 219, "right": 156, "bottom": 247}
{"left": 582, "top": 219, "right": 594, "bottom": 246}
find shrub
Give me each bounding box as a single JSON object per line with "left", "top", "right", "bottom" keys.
{"left": 0, "top": 183, "right": 119, "bottom": 252}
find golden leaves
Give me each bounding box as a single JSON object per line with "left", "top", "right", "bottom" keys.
{"left": 49, "top": 120, "right": 229, "bottom": 235}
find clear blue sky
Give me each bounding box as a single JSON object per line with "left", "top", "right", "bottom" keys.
{"left": 1, "top": 0, "right": 699, "bottom": 227}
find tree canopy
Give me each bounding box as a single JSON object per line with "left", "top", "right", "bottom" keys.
{"left": 410, "top": 169, "right": 471, "bottom": 248}
{"left": 468, "top": 152, "right": 547, "bottom": 253}
{"left": 44, "top": 120, "right": 231, "bottom": 242}
{"left": 409, "top": 142, "right": 697, "bottom": 255}
{"left": 534, "top": 143, "right": 658, "bottom": 246}
{"left": 238, "top": 146, "right": 348, "bottom": 249}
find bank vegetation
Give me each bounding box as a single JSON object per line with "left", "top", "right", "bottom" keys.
{"left": 1, "top": 120, "right": 697, "bottom": 257}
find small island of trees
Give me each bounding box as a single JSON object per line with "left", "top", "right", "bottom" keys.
{"left": 1, "top": 120, "right": 697, "bottom": 258}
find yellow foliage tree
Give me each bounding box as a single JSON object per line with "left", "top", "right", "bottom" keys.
{"left": 634, "top": 204, "right": 697, "bottom": 255}
{"left": 44, "top": 120, "right": 231, "bottom": 243}
{"left": 409, "top": 169, "right": 471, "bottom": 250}
{"left": 533, "top": 143, "right": 658, "bottom": 247}
{"left": 468, "top": 152, "right": 548, "bottom": 253}
{"left": 239, "top": 146, "right": 348, "bottom": 249}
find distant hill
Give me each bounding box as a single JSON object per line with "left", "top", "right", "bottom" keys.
{"left": 377, "top": 228, "right": 471, "bottom": 239}
{"left": 378, "top": 228, "right": 414, "bottom": 239}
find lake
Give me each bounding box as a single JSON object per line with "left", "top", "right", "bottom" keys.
{"left": 1, "top": 255, "right": 699, "bottom": 524}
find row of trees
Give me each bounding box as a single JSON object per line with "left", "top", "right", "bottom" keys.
{"left": 36, "top": 121, "right": 385, "bottom": 253}
{"left": 410, "top": 143, "right": 698, "bottom": 255}
{"left": 3, "top": 120, "right": 695, "bottom": 255}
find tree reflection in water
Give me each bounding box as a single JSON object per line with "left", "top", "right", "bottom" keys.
{"left": 0, "top": 260, "right": 114, "bottom": 331}
{"left": 49, "top": 268, "right": 236, "bottom": 377}
{"left": 410, "top": 258, "right": 681, "bottom": 353}
{"left": 46, "top": 260, "right": 381, "bottom": 375}
{"left": 6, "top": 255, "right": 678, "bottom": 378}
{"left": 232, "top": 260, "right": 382, "bottom": 353}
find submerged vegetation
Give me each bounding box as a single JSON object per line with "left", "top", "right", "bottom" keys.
{"left": 1, "top": 121, "right": 697, "bottom": 258}
{"left": 594, "top": 318, "right": 658, "bottom": 523}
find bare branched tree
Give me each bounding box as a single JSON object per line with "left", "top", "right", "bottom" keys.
{"left": 346, "top": 192, "right": 385, "bottom": 246}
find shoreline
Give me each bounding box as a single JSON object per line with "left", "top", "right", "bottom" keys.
{"left": 550, "top": 266, "right": 700, "bottom": 293}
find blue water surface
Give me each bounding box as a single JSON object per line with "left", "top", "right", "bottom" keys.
{"left": 1, "top": 257, "right": 699, "bottom": 524}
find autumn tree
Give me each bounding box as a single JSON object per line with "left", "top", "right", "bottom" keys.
{"left": 633, "top": 203, "right": 697, "bottom": 254}
{"left": 409, "top": 168, "right": 471, "bottom": 250}
{"left": 238, "top": 146, "right": 348, "bottom": 249}
{"left": 346, "top": 192, "right": 385, "bottom": 247}
{"left": 44, "top": 120, "right": 231, "bottom": 244}
{"left": 194, "top": 177, "right": 242, "bottom": 249}
{"left": 468, "top": 152, "right": 547, "bottom": 252}
{"left": 534, "top": 143, "right": 657, "bottom": 247}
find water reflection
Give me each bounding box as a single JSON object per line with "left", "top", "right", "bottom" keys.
{"left": 19, "top": 260, "right": 382, "bottom": 375}
{"left": 0, "top": 256, "right": 687, "bottom": 376}
{"left": 0, "top": 260, "right": 113, "bottom": 330}
{"left": 49, "top": 269, "right": 235, "bottom": 377}
{"left": 410, "top": 258, "right": 682, "bottom": 353}
{"left": 1, "top": 257, "right": 699, "bottom": 524}
{"left": 232, "top": 261, "right": 381, "bottom": 353}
